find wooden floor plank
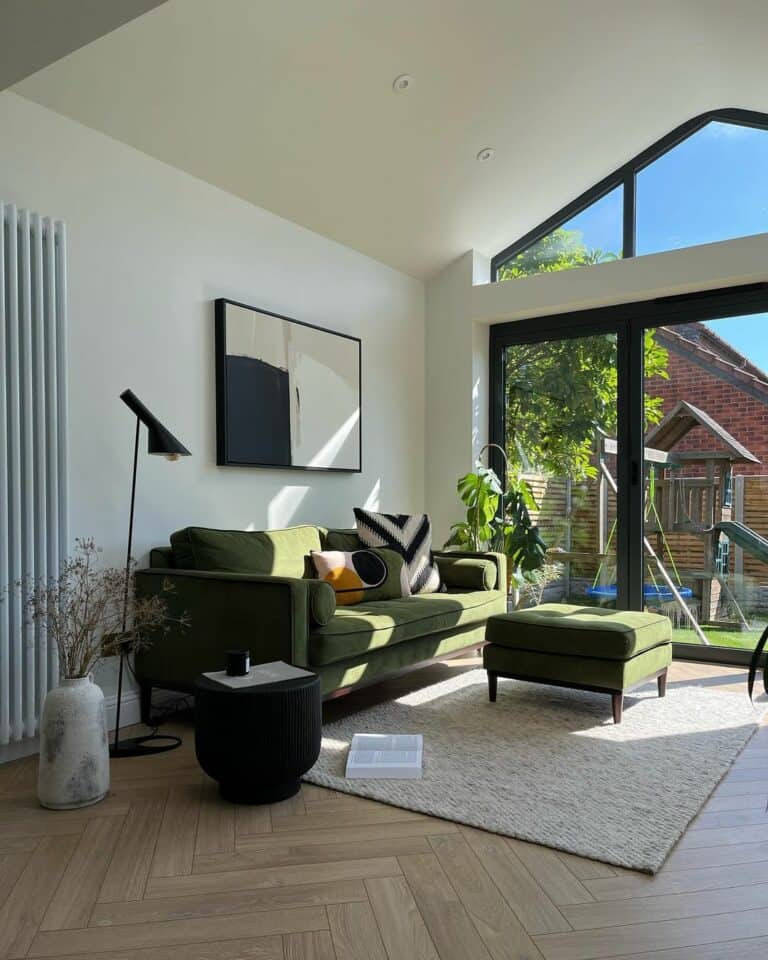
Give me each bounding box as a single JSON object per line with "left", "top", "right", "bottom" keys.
{"left": 601, "top": 936, "right": 768, "bottom": 960}
{"left": 461, "top": 827, "right": 571, "bottom": 935}
{"left": 146, "top": 857, "right": 402, "bottom": 899}
{"left": 0, "top": 795, "right": 129, "bottom": 823}
{"left": 677, "top": 821, "right": 768, "bottom": 849}
{"left": 507, "top": 839, "right": 593, "bottom": 905}
{"left": 0, "top": 834, "right": 78, "bottom": 959}
{"left": 284, "top": 930, "right": 337, "bottom": 960}
{"left": 562, "top": 880, "right": 768, "bottom": 930}
{"left": 428, "top": 833, "right": 543, "bottom": 960}
{"left": 0, "top": 817, "right": 84, "bottom": 840}
{"left": 0, "top": 853, "right": 29, "bottom": 911}
{"left": 703, "top": 791, "right": 768, "bottom": 812}
{"left": 691, "top": 807, "right": 768, "bottom": 830}
{"left": 28, "top": 907, "right": 328, "bottom": 957}
{"left": 663, "top": 837, "right": 768, "bottom": 871}
{"left": 236, "top": 802, "right": 272, "bottom": 837}
{"left": 150, "top": 782, "right": 202, "bottom": 878}
{"left": 237, "top": 819, "right": 458, "bottom": 852}
{"left": 0, "top": 837, "right": 38, "bottom": 856}
{"left": 197, "top": 835, "right": 433, "bottom": 872}
{"left": 269, "top": 792, "right": 307, "bottom": 823}
{"left": 556, "top": 853, "right": 615, "bottom": 881}
{"left": 712, "top": 778, "right": 768, "bottom": 797}
{"left": 534, "top": 909, "right": 768, "bottom": 960}
{"left": 271, "top": 805, "right": 427, "bottom": 833}
{"left": 40, "top": 815, "right": 123, "bottom": 930}
{"left": 98, "top": 789, "right": 168, "bottom": 903}
{"left": 90, "top": 879, "right": 365, "bottom": 925}
{"left": 398, "top": 852, "right": 493, "bottom": 960}
{"left": 586, "top": 858, "right": 768, "bottom": 900}
{"left": 15, "top": 937, "right": 285, "bottom": 960}
{"left": 327, "top": 901, "right": 388, "bottom": 960}
{"left": 194, "top": 781, "right": 235, "bottom": 857}
{"left": 365, "top": 876, "right": 440, "bottom": 960}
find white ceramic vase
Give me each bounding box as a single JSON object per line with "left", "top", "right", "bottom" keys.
{"left": 38, "top": 677, "right": 110, "bottom": 810}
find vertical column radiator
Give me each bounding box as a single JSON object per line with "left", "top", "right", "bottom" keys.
{"left": 1, "top": 204, "right": 68, "bottom": 745}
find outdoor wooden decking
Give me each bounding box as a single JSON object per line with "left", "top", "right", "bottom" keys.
{"left": 0, "top": 658, "right": 765, "bottom": 960}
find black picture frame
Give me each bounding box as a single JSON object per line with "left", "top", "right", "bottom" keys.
{"left": 215, "top": 298, "right": 362, "bottom": 472}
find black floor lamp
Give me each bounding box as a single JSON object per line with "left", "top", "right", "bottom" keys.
{"left": 110, "top": 388, "right": 191, "bottom": 759}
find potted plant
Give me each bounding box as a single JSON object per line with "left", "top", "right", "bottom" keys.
{"left": 444, "top": 444, "right": 547, "bottom": 596}
{"left": 18, "top": 538, "right": 175, "bottom": 809}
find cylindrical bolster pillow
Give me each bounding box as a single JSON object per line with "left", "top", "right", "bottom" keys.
{"left": 307, "top": 579, "right": 337, "bottom": 625}
{"left": 436, "top": 556, "right": 498, "bottom": 591}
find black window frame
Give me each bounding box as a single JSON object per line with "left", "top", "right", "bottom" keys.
{"left": 491, "top": 108, "right": 768, "bottom": 280}
{"left": 489, "top": 282, "right": 768, "bottom": 667}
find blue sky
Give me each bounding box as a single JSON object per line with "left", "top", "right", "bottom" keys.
{"left": 562, "top": 121, "right": 768, "bottom": 373}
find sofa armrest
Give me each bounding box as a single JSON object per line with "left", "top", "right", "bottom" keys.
{"left": 433, "top": 551, "right": 507, "bottom": 593}
{"left": 133, "top": 569, "right": 335, "bottom": 687}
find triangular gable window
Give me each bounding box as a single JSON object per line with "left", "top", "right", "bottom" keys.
{"left": 493, "top": 110, "right": 768, "bottom": 282}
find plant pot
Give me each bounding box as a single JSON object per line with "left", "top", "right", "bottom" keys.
{"left": 38, "top": 677, "right": 110, "bottom": 810}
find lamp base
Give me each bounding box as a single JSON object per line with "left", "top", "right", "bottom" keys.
{"left": 109, "top": 733, "right": 182, "bottom": 758}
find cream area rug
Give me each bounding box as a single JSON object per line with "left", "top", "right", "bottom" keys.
{"left": 304, "top": 668, "right": 765, "bottom": 873}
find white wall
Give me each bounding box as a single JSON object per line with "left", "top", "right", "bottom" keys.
{"left": 0, "top": 91, "right": 425, "bottom": 710}
{"left": 426, "top": 232, "right": 768, "bottom": 542}
{"left": 425, "top": 251, "right": 490, "bottom": 543}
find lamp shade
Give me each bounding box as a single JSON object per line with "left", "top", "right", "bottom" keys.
{"left": 120, "top": 389, "right": 191, "bottom": 457}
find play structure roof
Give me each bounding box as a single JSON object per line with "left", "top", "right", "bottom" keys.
{"left": 645, "top": 400, "right": 760, "bottom": 463}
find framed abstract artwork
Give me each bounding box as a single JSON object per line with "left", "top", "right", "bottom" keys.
{"left": 215, "top": 298, "right": 362, "bottom": 472}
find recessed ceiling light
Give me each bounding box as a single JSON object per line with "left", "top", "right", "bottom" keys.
{"left": 392, "top": 74, "right": 413, "bottom": 93}
{"left": 476, "top": 147, "right": 496, "bottom": 162}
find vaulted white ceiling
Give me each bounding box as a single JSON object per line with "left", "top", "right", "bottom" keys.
{"left": 13, "top": 0, "right": 768, "bottom": 278}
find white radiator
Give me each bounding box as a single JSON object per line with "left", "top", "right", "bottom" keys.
{"left": 0, "top": 204, "right": 68, "bottom": 745}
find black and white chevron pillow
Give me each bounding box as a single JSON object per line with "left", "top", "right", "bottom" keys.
{"left": 353, "top": 508, "right": 441, "bottom": 595}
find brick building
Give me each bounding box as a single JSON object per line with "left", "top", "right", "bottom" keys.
{"left": 650, "top": 323, "right": 768, "bottom": 472}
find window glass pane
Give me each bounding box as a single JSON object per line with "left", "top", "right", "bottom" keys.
{"left": 637, "top": 121, "right": 768, "bottom": 255}
{"left": 504, "top": 333, "right": 619, "bottom": 611}
{"left": 497, "top": 186, "right": 623, "bottom": 281}
{"left": 644, "top": 314, "right": 768, "bottom": 652}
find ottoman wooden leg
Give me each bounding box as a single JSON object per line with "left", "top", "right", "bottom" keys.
{"left": 612, "top": 692, "right": 623, "bottom": 724}
{"left": 488, "top": 672, "right": 498, "bottom": 703}
{"left": 658, "top": 669, "right": 668, "bottom": 698}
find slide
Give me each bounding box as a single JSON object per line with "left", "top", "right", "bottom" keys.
{"left": 715, "top": 521, "right": 768, "bottom": 564}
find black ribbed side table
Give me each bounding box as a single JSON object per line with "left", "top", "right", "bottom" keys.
{"left": 194, "top": 671, "right": 321, "bottom": 804}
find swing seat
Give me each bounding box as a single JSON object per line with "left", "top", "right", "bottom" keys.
{"left": 585, "top": 584, "right": 693, "bottom": 602}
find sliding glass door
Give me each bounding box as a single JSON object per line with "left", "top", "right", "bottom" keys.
{"left": 490, "top": 285, "right": 768, "bottom": 664}
{"left": 643, "top": 314, "right": 768, "bottom": 655}
{"left": 501, "top": 332, "right": 619, "bottom": 610}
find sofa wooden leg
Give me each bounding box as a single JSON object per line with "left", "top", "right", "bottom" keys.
{"left": 488, "top": 672, "right": 498, "bottom": 703}
{"left": 612, "top": 692, "right": 623, "bottom": 724}
{"left": 658, "top": 670, "right": 668, "bottom": 698}
{"left": 139, "top": 682, "right": 153, "bottom": 726}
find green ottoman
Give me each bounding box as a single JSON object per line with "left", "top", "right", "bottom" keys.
{"left": 483, "top": 604, "right": 672, "bottom": 723}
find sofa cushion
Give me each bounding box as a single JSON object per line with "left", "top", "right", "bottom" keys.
{"left": 309, "top": 548, "right": 407, "bottom": 605}
{"left": 435, "top": 555, "right": 498, "bottom": 591}
{"left": 486, "top": 604, "right": 672, "bottom": 660}
{"left": 322, "top": 528, "right": 362, "bottom": 552}
{"left": 309, "top": 589, "right": 502, "bottom": 666}
{"left": 354, "top": 508, "right": 441, "bottom": 595}
{"left": 170, "top": 525, "right": 322, "bottom": 578}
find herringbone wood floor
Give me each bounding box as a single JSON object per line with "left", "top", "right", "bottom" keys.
{"left": 0, "top": 656, "right": 765, "bottom": 960}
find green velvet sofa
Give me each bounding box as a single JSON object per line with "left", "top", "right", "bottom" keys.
{"left": 134, "top": 524, "right": 506, "bottom": 722}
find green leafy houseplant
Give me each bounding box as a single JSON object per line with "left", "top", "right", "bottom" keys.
{"left": 444, "top": 454, "right": 547, "bottom": 589}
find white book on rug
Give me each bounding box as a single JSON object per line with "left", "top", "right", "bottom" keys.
{"left": 345, "top": 733, "right": 423, "bottom": 779}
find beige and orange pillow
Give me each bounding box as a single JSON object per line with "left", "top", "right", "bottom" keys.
{"left": 309, "top": 548, "right": 408, "bottom": 606}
